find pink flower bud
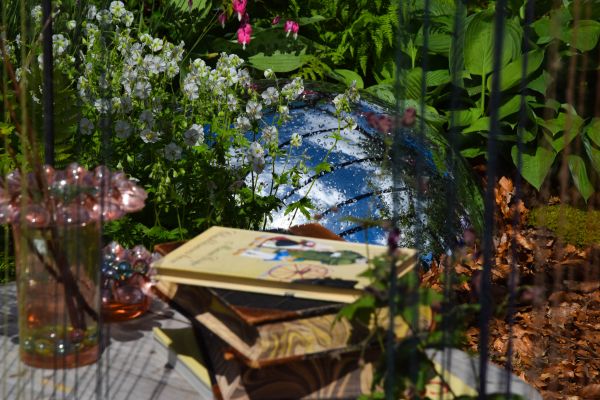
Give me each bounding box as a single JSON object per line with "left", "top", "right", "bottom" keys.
{"left": 232, "top": 0, "right": 247, "bottom": 21}
{"left": 237, "top": 22, "right": 252, "bottom": 50}
{"left": 272, "top": 15, "right": 281, "bottom": 25}
{"left": 284, "top": 20, "right": 299, "bottom": 39}
{"left": 218, "top": 11, "right": 227, "bottom": 28}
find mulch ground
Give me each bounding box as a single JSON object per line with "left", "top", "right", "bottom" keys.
{"left": 422, "top": 177, "right": 600, "bottom": 399}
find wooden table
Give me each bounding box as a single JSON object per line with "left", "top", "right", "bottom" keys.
{"left": 0, "top": 283, "right": 210, "bottom": 400}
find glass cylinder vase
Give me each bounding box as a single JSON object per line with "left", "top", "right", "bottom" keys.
{"left": 13, "top": 220, "right": 101, "bottom": 369}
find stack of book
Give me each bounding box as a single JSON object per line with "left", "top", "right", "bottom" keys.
{"left": 151, "top": 224, "right": 418, "bottom": 399}
{"left": 150, "top": 225, "right": 542, "bottom": 400}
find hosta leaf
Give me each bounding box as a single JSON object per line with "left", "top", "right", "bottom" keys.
{"left": 166, "top": 0, "right": 207, "bottom": 12}
{"left": 464, "top": 12, "right": 521, "bottom": 76}
{"left": 248, "top": 50, "right": 312, "bottom": 73}
{"left": 513, "top": 145, "right": 556, "bottom": 190}
{"left": 450, "top": 108, "right": 481, "bottom": 127}
{"left": 583, "top": 137, "right": 600, "bottom": 175}
{"left": 584, "top": 118, "right": 600, "bottom": 147}
{"left": 568, "top": 154, "right": 594, "bottom": 202}
{"left": 486, "top": 49, "right": 545, "bottom": 92}
{"left": 561, "top": 20, "right": 600, "bottom": 52}
{"left": 333, "top": 69, "right": 364, "bottom": 88}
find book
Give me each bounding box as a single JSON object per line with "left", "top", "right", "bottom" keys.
{"left": 152, "top": 226, "right": 417, "bottom": 303}
{"left": 155, "top": 280, "right": 427, "bottom": 367}
{"left": 153, "top": 327, "right": 543, "bottom": 400}
{"left": 152, "top": 327, "right": 215, "bottom": 399}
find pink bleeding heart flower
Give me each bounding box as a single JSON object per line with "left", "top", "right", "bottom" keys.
{"left": 237, "top": 22, "right": 252, "bottom": 50}
{"left": 218, "top": 10, "right": 227, "bottom": 28}
{"left": 232, "top": 0, "right": 247, "bottom": 21}
{"left": 284, "top": 20, "right": 299, "bottom": 40}
{"left": 272, "top": 15, "right": 281, "bottom": 25}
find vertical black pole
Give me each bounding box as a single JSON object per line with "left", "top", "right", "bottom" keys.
{"left": 42, "top": 0, "right": 54, "bottom": 166}
{"left": 479, "top": 0, "right": 507, "bottom": 398}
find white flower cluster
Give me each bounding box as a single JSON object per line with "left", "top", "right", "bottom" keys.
{"left": 281, "top": 78, "right": 304, "bottom": 101}
{"left": 247, "top": 142, "right": 265, "bottom": 173}
{"left": 332, "top": 80, "right": 360, "bottom": 114}
{"left": 181, "top": 53, "right": 247, "bottom": 102}
{"left": 77, "top": 2, "right": 185, "bottom": 147}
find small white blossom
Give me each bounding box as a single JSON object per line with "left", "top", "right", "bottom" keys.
{"left": 183, "top": 77, "right": 199, "bottom": 100}
{"left": 166, "top": 61, "right": 179, "bottom": 78}
{"left": 227, "top": 94, "right": 238, "bottom": 111}
{"left": 140, "top": 128, "right": 161, "bottom": 143}
{"left": 261, "top": 87, "right": 279, "bottom": 106}
{"left": 164, "top": 142, "right": 182, "bottom": 161}
{"left": 183, "top": 124, "right": 204, "bottom": 146}
{"left": 109, "top": 1, "right": 126, "bottom": 19}
{"left": 139, "top": 33, "right": 152, "bottom": 47}
{"left": 67, "top": 20, "right": 77, "bottom": 30}
{"left": 96, "top": 10, "right": 112, "bottom": 25}
{"left": 150, "top": 37, "right": 163, "bottom": 52}
{"left": 79, "top": 118, "right": 94, "bottom": 135}
{"left": 262, "top": 125, "right": 278, "bottom": 145}
{"left": 52, "top": 34, "right": 69, "bottom": 56}
{"left": 139, "top": 110, "right": 154, "bottom": 127}
{"left": 281, "top": 77, "right": 304, "bottom": 101}
{"left": 246, "top": 100, "right": 262, "bottom": 120}
{"left": 278, "top": 105, "right": 290, "bottom": 120}
{"left": 235, "top": 115, "right": 252, "bottom": 132}
{"left": 133, "top": 80, "right": 151, "bottom": 99}
{"left": 94, "top": 98, "right": 111, "bottom": 114}
{"left": 248, "top": 141, "right": 264, "bottom": 159}
{"left": 121, "top": 96, "right": 133, "bottom": 113}
{"left": 115, "top": 120, "right": 132, "bottom": 139}
{"left": 86, "top": 5, "right": 98, "bottom": 20}
{"left": 264, "top": 69, "right": 275, "bottom": 79}
{"left": 123, "top": 11, "right": 134, "bottom": 27}
{"left": 31, "top": 6, "right": 42, "bottom": 24}
{"left": 290, "top": 132, "right": 302, "bottom": 147}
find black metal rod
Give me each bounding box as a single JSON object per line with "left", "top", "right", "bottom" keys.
{"left": 42, "top": 0, "right": 54, "bottom": 166}
{"left": 479, "top": 0, "right": 508, "bottom": 398}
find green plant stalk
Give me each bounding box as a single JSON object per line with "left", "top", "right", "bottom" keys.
{"left": 288, "top": 130, "right": 340, "bottom": 227}
{"left": 480, "top": 72, "right": 486, "bottom": 115}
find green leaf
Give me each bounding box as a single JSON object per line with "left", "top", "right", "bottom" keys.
{"left": 450, "top": 108, "right": 482, "bottom": 127}
{"left": 336, "top": 294, "right": 376, "bottom": 322}
{"left": 248, "top": 50, "right": 312, "bottom": 73}
{"left": 296, "top": 15, "right": 327, "bottom": 26}
{"left": 583, "top": 136, "right": 600, "bottom": 174}
{"left": 512, "top": 145, "right": 556, "bottom": 190}
{"left": 332, "top": 69, "right": 364, "bottom": 89}
{"left": 462, "top": 117, "right": 490, "bottom": 134}
{"left": 313, "top": 161, "right": 332, "bottom": 175}
{"left": 568, "top": 154, "right": 594, "bottom": 202}
{"left": 538, "top": 111, "right": 584, "bottom": 137}
{"left": 165, "top": 0, "right": 207, "bottom": 11}
{"left": 460, "top": 147, "right": 487, "bottom": 158}
{"left": 584, "top": 118, "right": 600, "bottom": 147}
{"left": 561, "top": 20, "right": 600, "bottom": 52}
{"left": 464, "top": 12, "right": 521, "bottom": 76}
{"left": 365, "top": 84, "right": 395, "bottom": 104}
{"left": 0, "top": 122, "right": 14, "bottom": 135}
{"left": 498, "top": 95, "right": 522, "bottom": 120}
{"left": 527, "top": 71, "right": 552, "bottom": 96}
{"left": 486, "top": 49, "right": 545, "bottom": 92}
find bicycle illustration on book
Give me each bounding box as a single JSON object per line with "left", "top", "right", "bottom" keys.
{"left": 266, "top": 263, "right": 330, "bottom": 280}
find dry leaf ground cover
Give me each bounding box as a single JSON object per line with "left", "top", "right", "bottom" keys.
{"left": 422, "top": 178, "right": 600, "bottom": 399}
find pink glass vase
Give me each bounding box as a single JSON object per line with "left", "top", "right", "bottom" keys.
{"left": 13, "top": 220, "right": 101, "bottom": 368}
{"left": 1, "top": 164, "right": 147, "bottom": 368}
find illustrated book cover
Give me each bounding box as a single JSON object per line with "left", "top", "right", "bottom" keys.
{"left": 152, "top": 226, "right": 417, "bottom": 303}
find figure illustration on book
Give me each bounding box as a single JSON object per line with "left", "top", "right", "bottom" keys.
{"left": 238, "top": 235, "right": 368, "bottom": 265}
